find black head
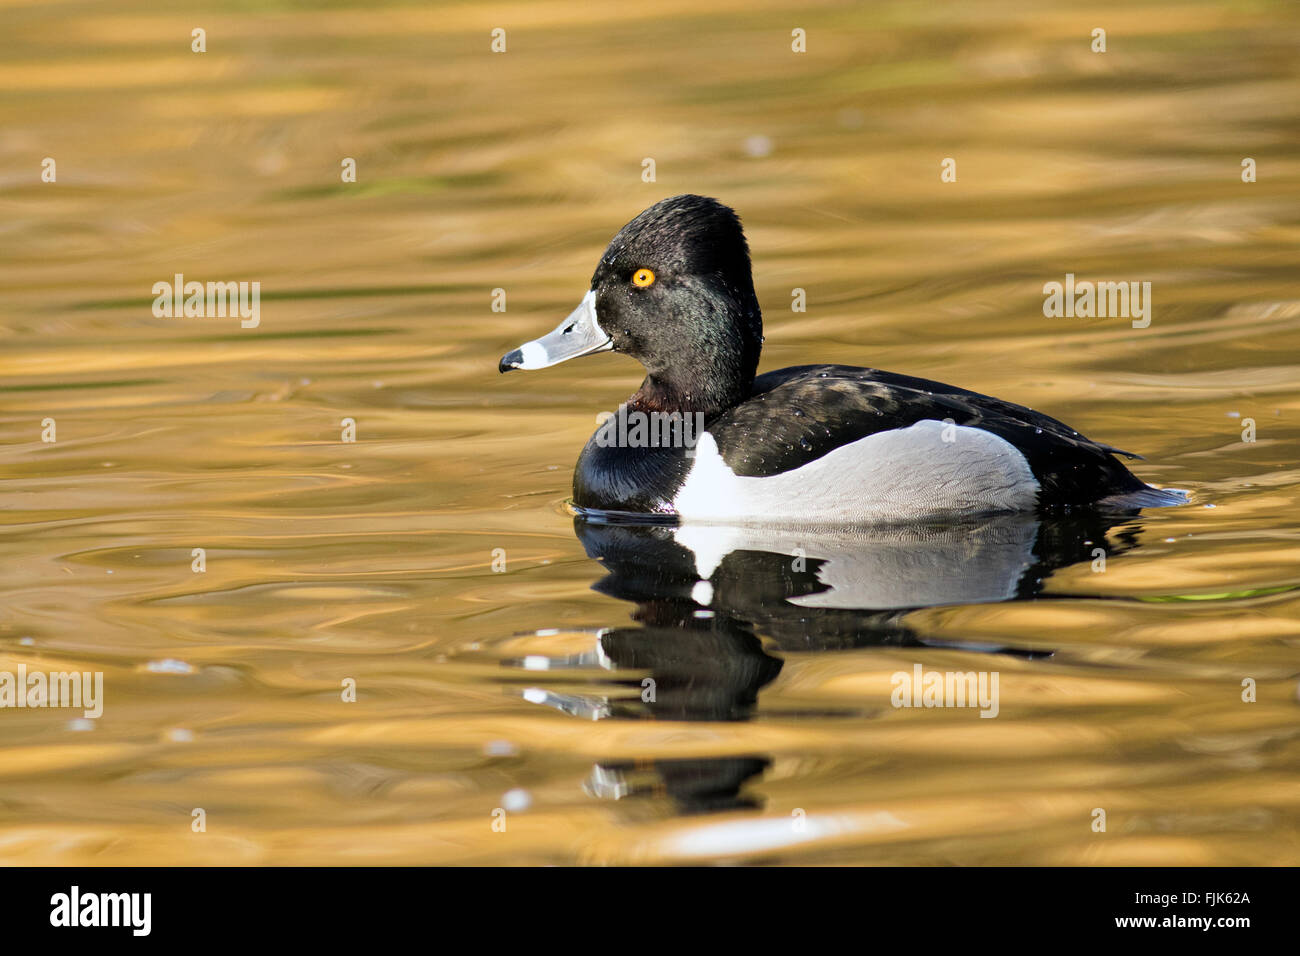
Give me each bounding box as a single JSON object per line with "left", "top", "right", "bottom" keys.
{"left": 500, "top": 195, "right": 763, "bottom": 416}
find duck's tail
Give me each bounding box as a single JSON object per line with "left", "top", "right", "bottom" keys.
{"left": 1096, "top": 485, "right": 1190, "bottom": 509}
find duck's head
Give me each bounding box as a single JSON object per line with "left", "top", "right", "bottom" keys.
{"left": 499, "top": 194, "right": 763, "bottom": 414}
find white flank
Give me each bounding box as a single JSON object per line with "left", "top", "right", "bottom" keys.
{"left": 672, "top": 419, "right": 1040, "bottom": 525}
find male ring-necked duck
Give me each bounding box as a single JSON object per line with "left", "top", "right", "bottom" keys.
{"left": 499, "top": 195, "right": 1185, "bottom": 524}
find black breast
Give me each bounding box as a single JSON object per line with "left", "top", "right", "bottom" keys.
{"left": 573, "top": 434, "right": 694, "bottom": 513}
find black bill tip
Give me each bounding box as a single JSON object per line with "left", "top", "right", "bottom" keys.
{"left": 498, "top": 349, "right": 522, "bottom": 374}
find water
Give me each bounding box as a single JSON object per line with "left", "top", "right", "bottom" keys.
{"left": 1, "top": 0, "right": 1297, "bottom": 864}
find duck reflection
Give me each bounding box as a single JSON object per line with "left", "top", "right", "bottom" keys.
{"left": 511, "top": 509, "right": 1143, "bottom": 814}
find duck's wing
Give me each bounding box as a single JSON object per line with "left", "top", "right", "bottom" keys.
{"left": 708, "top": 364, "right": 1154, "bottom": 507}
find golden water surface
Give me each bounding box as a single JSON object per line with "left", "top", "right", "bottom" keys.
{"left": 1, "top": 0, "right": 1298, "bottom": 865}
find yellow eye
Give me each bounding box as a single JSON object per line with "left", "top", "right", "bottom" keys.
{"left": 631, "top": 268, "right": 655, "bottom": 287}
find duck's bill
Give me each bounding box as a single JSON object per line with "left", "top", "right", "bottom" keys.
{"left": 499, "top": 290, "right": 613, "bottom": 373}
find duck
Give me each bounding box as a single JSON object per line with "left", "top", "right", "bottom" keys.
{"left": 499, "top": 194, "right": 1185, "bottom": 525}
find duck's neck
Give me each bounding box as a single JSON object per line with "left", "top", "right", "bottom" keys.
{"left": 628, "top": 363, "right": 754, "bottom": 420}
